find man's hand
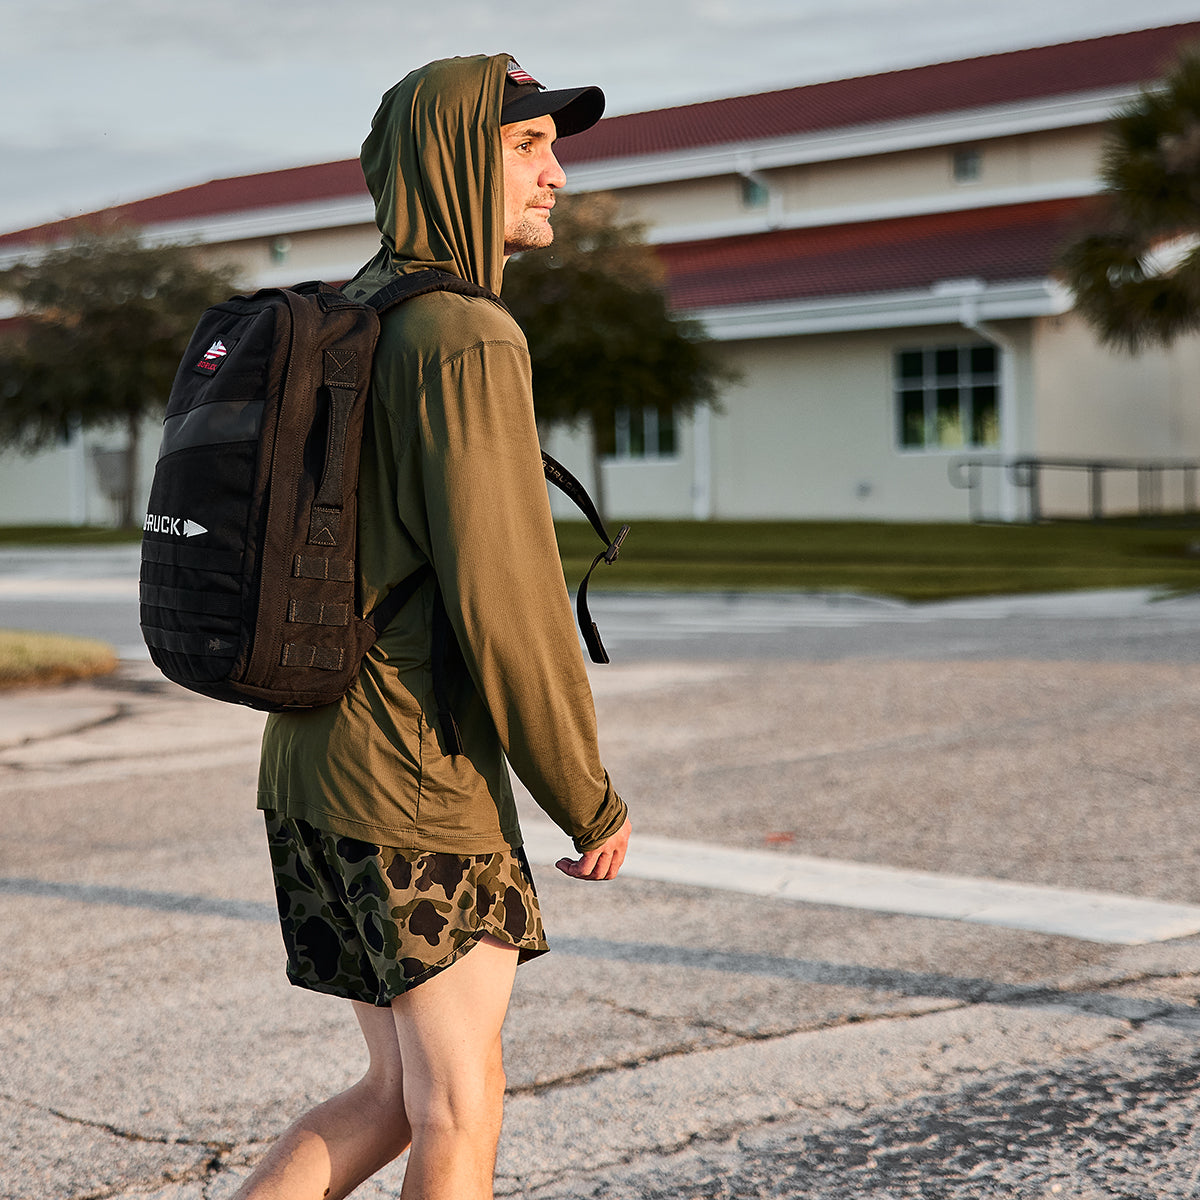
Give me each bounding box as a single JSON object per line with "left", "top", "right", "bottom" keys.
{"left": 555, "top": 817, "right": 631, "bottom": 881}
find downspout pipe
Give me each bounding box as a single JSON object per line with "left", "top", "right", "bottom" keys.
{"left": 691, "top": 403, "right": 713, "bottom": 519}
{"left": 955, "top": 285, "right": 1021, "bottom": 522}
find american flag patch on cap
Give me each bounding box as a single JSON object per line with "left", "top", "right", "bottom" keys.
{"left": 506, "top": 60, "right": 542, "bottom": 88}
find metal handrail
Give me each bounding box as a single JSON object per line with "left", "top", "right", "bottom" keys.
{"left": 950, "top": 455, "right": 1200, "bottom": 522}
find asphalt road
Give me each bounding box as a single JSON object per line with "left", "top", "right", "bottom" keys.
{"left": 3, "top": 548, "right": 1200, "bottom": 1198}
{"left": 4, "top": 545, "right": 1200, "bottom": 664}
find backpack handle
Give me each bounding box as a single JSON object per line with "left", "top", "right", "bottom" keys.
{"left": 307, "top": 348, "right": 366, "bottom": 547}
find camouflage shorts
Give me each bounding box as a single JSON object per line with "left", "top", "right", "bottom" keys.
{"left": 264, "top": 813, "right": 549, "bottom": 1006}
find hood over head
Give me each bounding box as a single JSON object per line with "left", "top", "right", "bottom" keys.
{"left": 360, "top": 54, "right": 509, "bottom": 297}
{"left": 359, "top": 55, "right": 606, "bottom": 299}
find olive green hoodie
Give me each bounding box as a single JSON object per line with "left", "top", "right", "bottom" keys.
{"left": 257, "top": 54, "right": 627, "bottom": 855}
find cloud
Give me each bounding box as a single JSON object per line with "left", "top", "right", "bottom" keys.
{"left": 3, "top": 0, "right": 1200, "bottom": 233}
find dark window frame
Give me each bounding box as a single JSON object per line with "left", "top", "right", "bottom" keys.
{"left": 599, "top": 404, "right": 679, "bottom": 461}
{"left": 894, "top": 344, "right": 999, "bottom": 452}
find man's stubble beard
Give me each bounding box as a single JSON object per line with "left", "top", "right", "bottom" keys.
{"left": 504, "top": 213, "right": 555, "bottom": 257}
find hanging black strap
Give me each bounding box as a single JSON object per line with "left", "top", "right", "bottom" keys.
{"left": 540, "top": 451, "right": 610, "bottom": 544}
{"left": 541, "top": 451, "right": 630, "bottom": 664}
{"left": 365, "top": 271, "right": 630, "bottom": 662}
{"left": 354, "top": 269, "right": 630, "bottom": 744}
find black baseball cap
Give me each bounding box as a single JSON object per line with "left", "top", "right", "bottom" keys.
{"left": 500, "top": 59, "right": 605, "bottom": 137}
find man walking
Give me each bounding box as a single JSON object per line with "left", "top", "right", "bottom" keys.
{"left": 237, "top": 54, "right": 630, "bottom": 1200}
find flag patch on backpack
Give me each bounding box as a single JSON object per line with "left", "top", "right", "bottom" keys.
{"left": 193, "top": 337, "right": 235, "bottom": 375}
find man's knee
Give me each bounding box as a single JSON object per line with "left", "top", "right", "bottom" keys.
{"left": 408, "top": 1059, "right": 506, "bottom": 1143}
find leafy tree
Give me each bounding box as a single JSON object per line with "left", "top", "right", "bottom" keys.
{"left": 502, "top": 192, "right": 732, "bottom": 520}
{"left": 1060, "top": 47, "right": 1200, "bottom": 351}
{"left": 0, "top": 225, "right": 240, "bottom": 525}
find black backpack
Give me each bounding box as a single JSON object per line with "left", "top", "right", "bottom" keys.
{"left": 140, "top": 269, "right": 628, "bottom": 745}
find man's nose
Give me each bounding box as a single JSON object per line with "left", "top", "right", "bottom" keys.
{"left": 542, "top": 153, "right": 567, "bottom": 189}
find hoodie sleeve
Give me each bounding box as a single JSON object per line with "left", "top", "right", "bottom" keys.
{"left": 413, "top": 315, "right": 628, "bottom": 853}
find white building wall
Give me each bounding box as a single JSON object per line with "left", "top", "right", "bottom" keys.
{"left": 0, "top": 439, "right": 89, "bottom": 525}
{"left": 2, "top": 422, "right": 166, "bottom": 530}
{"left": 542, "top": 419, "right": 699, "bottom": 523}
{"left": 0, "top": 419, "right": 163, "bottom": 528}
{"left": 714, "top": 327, "right": 1032, "bottom": 521}
{"left": 612, "top": 125, "right": 1107, "bottom": 239}
{"left": 1033, "top": 314, "right": 1200, "bottom": 458}
{"left": 1027, "top": 313, "right": 1200, "bottom": 517}
{"left": 211, "top": 224, "right": 380, "bottom": 288}
{"left": 546, "top": 323, "right": 1035, "bottom": 525}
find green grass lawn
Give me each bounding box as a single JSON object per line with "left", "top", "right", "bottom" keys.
{"left": 1, "top": 519, "right": 1199, "bottom": 604}
{"left": 0, "top": 524, "right": 144, "bottom": 546}
{"left": 4, "top": 518, "right": 1194, "bottom": 689}
{"left": 554, "top": 519, "right": 1200, "bottom": 603}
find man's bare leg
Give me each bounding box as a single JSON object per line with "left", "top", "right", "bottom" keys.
{"left": 392, "top": 934, "right": 520, "bottom": 1200}
{"left": 231, "top": 1001, "right": 411, "bottom": 1200}
{"left": 231, "top": 935, "right": 518, "bottom": 1200}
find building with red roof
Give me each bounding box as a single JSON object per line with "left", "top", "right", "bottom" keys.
{"left": 3, "top": 21, "right": 1200, "bottom": 525}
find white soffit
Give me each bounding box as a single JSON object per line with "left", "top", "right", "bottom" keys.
{"left": 0, "top": 275, "right": 1077, "bottom": 333}
{"left": 564, "top": 86, "right": 1137, "bottom": 192}
{"left": 648, "top": 177, "right": 1100, "bottom": 246}
{"left": 0, "top": 196, "right": 379, "bottom": 271}
{"left": 0, "top": 86, "right": 1133, "bottom": 265}
{"left": 139, "top": 197, "right": 377, "bottom": 250}
{"left": 690, "top": 279, "right": 1075, "bottom": 341}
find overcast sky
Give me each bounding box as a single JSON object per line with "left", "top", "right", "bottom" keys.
{"left": 3, "top": 0, "right": 1199, "bottom": 235}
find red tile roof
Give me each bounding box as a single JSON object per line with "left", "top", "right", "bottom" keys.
{"left": 0, "top": 159, "right": 369, "bottom": 250}
{"left": 129, "top": 159, "right": 368, "bottom": 225}
{"left": 659, "top": 198, "right": 1089, "bottom": 309}
{"left": 3, "top": 22, "right": 1195, "bottom": 252}
{"left": 558, "top": 21, "right": 1200, "bottom": 165}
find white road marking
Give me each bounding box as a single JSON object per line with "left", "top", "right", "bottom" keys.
{"left": 0, "top": 578, "right": 138, "bottom": 598}
{"left": 519, "top": 819, "right": 1200, "bottom": 946}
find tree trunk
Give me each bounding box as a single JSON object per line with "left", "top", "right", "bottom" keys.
{"left": 122, "top": 411, "right": 141, "bottom": 529}
{"left": 587, "top": 416, "right": 608, "bottom": 527}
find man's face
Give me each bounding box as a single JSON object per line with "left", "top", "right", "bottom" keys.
{"left": 501, "top": 113, "right": 567, "bottom": 258}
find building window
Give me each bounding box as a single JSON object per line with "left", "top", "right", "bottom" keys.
{"left": 598, "top": 405, "right": 678, "bottom": 459}
{"left": 895, "top": 345, "right": 999, "bottom": 450}
{"left": 952, "top": 146, "right": 982, "bottom": 183}
{"left": 740, "top": 174, "right": 770, "bottom": 210}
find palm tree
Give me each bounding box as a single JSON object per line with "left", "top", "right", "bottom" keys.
{"left": 1060, "top": 46, "right": 1200, "bottom": 351}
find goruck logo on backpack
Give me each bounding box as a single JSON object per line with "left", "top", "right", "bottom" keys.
{"left": 140, "top": 270, "right": 629, "bottom": 718}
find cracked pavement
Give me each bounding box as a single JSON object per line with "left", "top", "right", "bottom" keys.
{"left": 2, "top": 574, "right": 1200, "bottom": 1197}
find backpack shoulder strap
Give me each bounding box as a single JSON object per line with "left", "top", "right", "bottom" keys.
{"left": 365, "top": 268, "right": 504, "bottom": 314}
{"left": 358, "top": 266, "right": 506, "bottom": 631}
